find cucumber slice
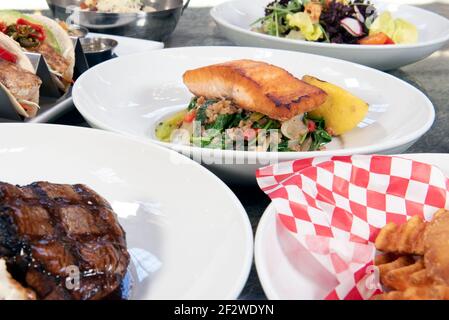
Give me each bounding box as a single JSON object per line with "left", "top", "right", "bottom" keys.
{"left": 155, "top": 110, "right": 187, "bottom": 142}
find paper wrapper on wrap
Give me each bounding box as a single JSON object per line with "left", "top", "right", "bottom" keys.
{"left": 256, "top": 155, "right": 449, "bottom": 300}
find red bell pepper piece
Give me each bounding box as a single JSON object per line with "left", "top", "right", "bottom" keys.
{"left": 183, "top": 110, "right": 196, "bottom": 123}
{"left": 307, "top": 120, "right": 316, "bottom": 132}
{"left": 16, "top": 18, "right": 46, "bottom": 42}
{"left": 384, "top": 36, "right": 395, "bottom": 45}
{"left": 0, "top": 46, "right": 17, "bottom": 63}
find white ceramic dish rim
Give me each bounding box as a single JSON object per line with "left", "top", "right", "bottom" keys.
{"left": 254, "top": 153, "right": 449, "bottom": 300}
{"left": 0, "top": 123, "right": 254, "bottom": 300}
{"left": 88, "top": 32, "right": 165, "bottom": 52}
{"left": 255, "top": 201, "right": 281, "bottom": 300}
{"left": 73, "top": 46, "right": 435, "bottom": 160}
{"left": 210, "top": 0, "right": 449, "bottom": 50}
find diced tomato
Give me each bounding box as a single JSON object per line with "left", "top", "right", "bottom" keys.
{"left": 307, "top": 120, "right": 316, "bottom": 132}
{"left": 16, "top": 18, "right": 46, "bottom": 42}
{"left": 243, "top": 128, "right": 257, "bottom": 141}
{"left": 183, "top": 110, "right": 196, "bottom": 123}
{"left": 384, "top": 36, "right": 395, "bottom": 45}
{"left": 358, "top": 32, "right": 395, "bottom": 45}
{"left": 0, "top": 46, "right": 17, "bottom": 63}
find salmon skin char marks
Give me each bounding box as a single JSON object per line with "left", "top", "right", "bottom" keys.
{"left": 0, "top": 181, "right": 129, "bottom": 300}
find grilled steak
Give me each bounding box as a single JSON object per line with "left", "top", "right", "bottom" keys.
{"left": 0, "top": 59, "right": 41, "bottom": 105}
{"left": 0, "top": 181, "right": 129, "bottom": 300}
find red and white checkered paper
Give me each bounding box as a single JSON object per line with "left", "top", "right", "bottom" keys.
{"left": 256, "top": 155, "right": 449, "bottom": 300}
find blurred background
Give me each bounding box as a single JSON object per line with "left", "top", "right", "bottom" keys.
{"left": 0, "top": 0, "right": 444, "bottom": 11}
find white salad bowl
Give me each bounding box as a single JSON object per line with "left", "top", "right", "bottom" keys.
{"left": 211, "top": 0, "right": 449, "bottom": 70}
{"left": 72, "top": 46, "right": 435, "bottom": 184}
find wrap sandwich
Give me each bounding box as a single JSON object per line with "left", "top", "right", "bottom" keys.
{"left": 0, "top": 31, "right": 41, "bottom": 118}
{"left": 0, "top": 11, "right": 75, "bottom": 91}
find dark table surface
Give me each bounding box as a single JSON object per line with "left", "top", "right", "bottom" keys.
{"left": 48, "top": 3, "right": 449, "bottom": 300}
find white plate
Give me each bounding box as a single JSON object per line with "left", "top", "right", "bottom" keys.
{"left": 0, "top": 124, "right": 252, "bottom": 300}
{"left": 88, "top": 32, "right": 164, "bottom": 56}
{"left": 72, "top": 46, "right": 435, "bottom": 184}
{"left": 255, "top": 153, "right": 449, "bottom": 300}
{"left": 211, "top": 0, "right": 449, "bottom": 70}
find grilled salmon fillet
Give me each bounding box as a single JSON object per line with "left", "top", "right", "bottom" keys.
{"left": 183, "top": 60, "right": 327, "bottom": 121}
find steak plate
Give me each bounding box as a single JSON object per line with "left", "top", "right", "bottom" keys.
{"left": 0, "top": 181, "right": 130, "bottom": 300}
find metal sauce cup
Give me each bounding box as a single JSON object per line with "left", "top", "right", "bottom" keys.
{"left": 80, "top": 37, "right": 118, "bottom": 67}
{"left": 68, "top": 24, "right": 89, "bottom": 38}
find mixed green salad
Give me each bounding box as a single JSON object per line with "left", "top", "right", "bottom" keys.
{"left": 252, "top": 0, "right": 418, "bottom": 45}
{"left": 155, "top": 97, "right": 333, "bottom": 152}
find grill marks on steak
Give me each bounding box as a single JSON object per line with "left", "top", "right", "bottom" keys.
{"left": 0, "top": 181, "right": 129, "bottom": 300}
{"left": 0, "top": 212, "right": 20, "bottom": 257}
